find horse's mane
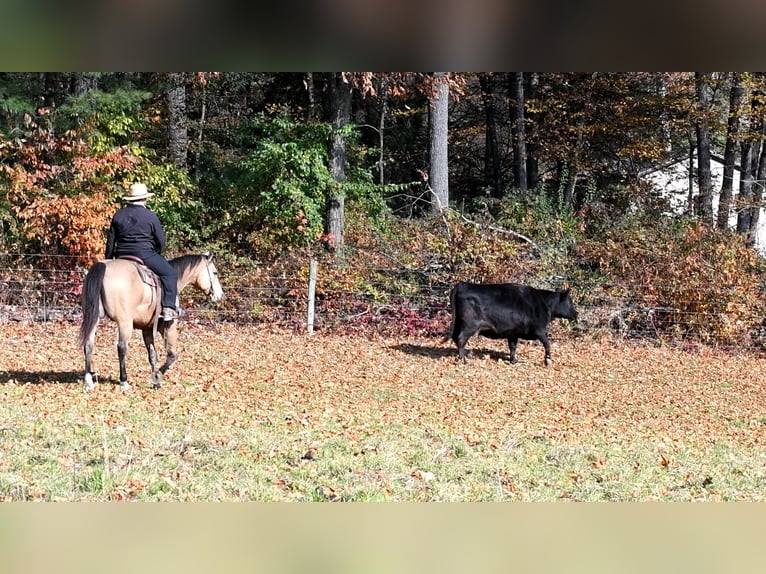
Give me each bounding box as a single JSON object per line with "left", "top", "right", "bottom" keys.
{"left": 169, "top": 254, "right": 206, "bottom": 276}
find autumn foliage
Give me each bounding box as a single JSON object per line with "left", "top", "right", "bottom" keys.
{"left": 0, "top": 112, "right": 139, "bottom": 265}
{"left": 575, "top": 219, "right": 766, "bottom": 344}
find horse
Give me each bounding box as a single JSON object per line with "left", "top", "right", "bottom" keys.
{"left": 77, "top": 252, "right": 224, "bottom": 391}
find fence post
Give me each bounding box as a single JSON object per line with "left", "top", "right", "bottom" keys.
{"left": 307, "top": 259, "right": 317, "bottom": 335}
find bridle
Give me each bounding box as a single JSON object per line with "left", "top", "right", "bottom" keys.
{"left": 202, "top": 253, "right": 216, "bottom": 296}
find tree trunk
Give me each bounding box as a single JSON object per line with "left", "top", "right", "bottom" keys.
{"left": 305, "top": 72, "right": 316, "bottom": 121}
{"left": 737, "top": 75, "right": 760, "bottom": 240}
{"left": 43, "top": 72, "right": 68, "bottom": 107}
{"left": 695, "top": 72, "right": 714, "bottom": 223}
{"left": 752, "top": 140, "right": 766, "bottom": 246}
{"left": 718, "top": 73, "right": 745, "bottom": 230}
{"left": 687, "top": 135, "right": 695, "bottom": 214}
{"left": 745, "top": 77, "right": 766, "bottom": 245}
{"left": 524, "top": 73, "right": 540, "bottom": 190}
{"left": 563, "top": 163, "right": 579, "bottom": 209}
{"left": 377, "top": 75, "right": 388, "bottom": 186}
{"left": 166, "top": 72, "right": 188, "bottom": 169}
{"left": 194, "top": 78, "right": 207, "bottom": 184}
{"left": 478, "top": 73, "right": 502, "bottom": 198}
{"left": 510, "top": 72, "right": 528, "bottom": 195}
{"left": 326, "top": 73, "right": 352, "bottom": 255}
{"left": 73, "top": 73, "right": 98, "bottom": 96}
{"left": 561, "top": 73, "right": 597, "bottom": 212}
{"left": 736, "top": 139, "right": 755, "bottom": 236}
{"left": 429, "top": 72, "right": 450, "bottom": 212}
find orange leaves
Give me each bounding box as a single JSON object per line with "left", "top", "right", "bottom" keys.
{"left": 576, "top": 220, "right": 765, "bottom": 344}
{"left": 1, "top": 110, "right": 143, "bottom": 264}
{"left": 18, "top": 191, "right": 117, "bottom": 265}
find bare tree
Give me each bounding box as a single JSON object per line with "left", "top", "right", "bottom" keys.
{"left": 479, "top": 73, "right": 502, "bottom": 198}
{"left": 510, "top": 72, "right": 527, "bottom": 195}
{"left": 326, "top": 72, "right": 352, "bottom": 255}
{"left": 718, "top": 73, "right": 745, "bottom": 229}
{"left": 738, "top": 74, "right": 765, "bottom": 245}
{"left": 166, "top": 72, "right": 188, "bottom": 169}
{"left": 695, "top": 72, "right": 714, "bottom": 223}
{"left": 524, "top": 73, "right": 540, "bottom": 190}
{"left": 429, "top": 72, "right": 450, "bottom": 212}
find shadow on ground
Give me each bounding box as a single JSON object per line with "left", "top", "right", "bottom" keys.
{"left": 391, "top": 342, "right": 510, "bottom": 362}
{"left": 1, "top": 370, "right": 83, "bottom": 385}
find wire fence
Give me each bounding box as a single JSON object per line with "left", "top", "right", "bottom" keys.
{"left": 1, "top": 253, "right": 765, "bottom": 351}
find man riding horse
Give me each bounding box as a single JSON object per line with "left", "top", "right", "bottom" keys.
{"left": 105, "top": 183, "right": 181, "bottom": 321}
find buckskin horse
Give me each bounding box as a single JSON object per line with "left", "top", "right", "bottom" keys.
{"left": 78, "top": 252, "right": 224, "bottom": 391}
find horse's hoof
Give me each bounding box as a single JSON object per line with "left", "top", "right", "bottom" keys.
{"left": 84, "top": 373, "right": 96, "bottom": 391}
{"left": 149, "top": 373, "right": 162, "bottom": 389}
{"left": 120, "top": 381, "right": 131, "bottom": 392}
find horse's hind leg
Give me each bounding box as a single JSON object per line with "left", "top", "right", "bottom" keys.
{"left": 117, "top": 323, "right": 132, "bottom": 391}
{"left": 142, "top": 328, "right": 162, "bottom": 389}
{"left": 83, "top": 328, "right": 98, "bottom": 391}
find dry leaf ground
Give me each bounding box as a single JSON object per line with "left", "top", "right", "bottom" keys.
{"left": 1, "top": 320, "right": 765, "bottom": 501}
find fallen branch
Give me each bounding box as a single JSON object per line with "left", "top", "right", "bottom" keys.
{"left": 453, "top": 209, "right": 541, "bottom": 252}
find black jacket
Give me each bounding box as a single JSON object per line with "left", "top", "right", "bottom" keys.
{"left": 105, "top": 203, "right": 167, "bottom": 259}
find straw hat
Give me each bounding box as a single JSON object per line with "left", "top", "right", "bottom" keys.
{"left": 122, "top": 183, "right": 154, "bottom": 202}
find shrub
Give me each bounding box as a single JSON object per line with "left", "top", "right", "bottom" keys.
{"left": 574, "top": 218, "right": 766, "bottom": 344}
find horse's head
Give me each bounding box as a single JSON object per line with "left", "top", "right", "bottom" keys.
{"left": 200, "top": 252, "right": 224, "bottom": 302}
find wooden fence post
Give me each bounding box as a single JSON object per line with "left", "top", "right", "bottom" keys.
{"left": 307, "top": 259, "right": 317, "bottom": 334}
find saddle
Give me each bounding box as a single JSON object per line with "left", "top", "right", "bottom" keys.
{"left": 118, "top": 255, "right": 159, "bottom": 289}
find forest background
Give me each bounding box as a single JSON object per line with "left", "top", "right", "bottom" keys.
{"left": 1, "top": 72, "right": 766, "bottom": 347}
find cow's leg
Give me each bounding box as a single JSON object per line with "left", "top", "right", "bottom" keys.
{"left": 536, "top": 329, "right": 552, "bottom": 366}
{"left": 453, "top": 327, "right": 478, "bottom": 362}
{"left": 507, "top": 337, "right": 519, "bottom": 363}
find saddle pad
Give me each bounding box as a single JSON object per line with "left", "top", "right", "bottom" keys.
{"left": 117, "top": 256, "right": 158, "bottom": 288}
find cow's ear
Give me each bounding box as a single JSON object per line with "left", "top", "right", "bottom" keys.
{"left": 561, "top": 288, "right": 570, "bottom": 298}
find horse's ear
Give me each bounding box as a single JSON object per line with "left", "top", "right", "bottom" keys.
{"left": 203, "top": 251, "right": 213, "bottom": 261}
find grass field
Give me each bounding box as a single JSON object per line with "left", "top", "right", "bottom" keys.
{"left": 1, "top": 320, "right": 765, "bottom": 501}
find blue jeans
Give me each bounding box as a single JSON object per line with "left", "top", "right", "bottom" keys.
{"left": 141, "top": 253, "right": 178, "bottom": 309}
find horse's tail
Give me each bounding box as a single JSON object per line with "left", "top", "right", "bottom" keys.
{"left": 78, "top": 261, "right": 106, "bottom": 347}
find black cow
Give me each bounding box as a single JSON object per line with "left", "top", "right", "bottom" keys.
{"left": 448, "top": 282, "right": 578, "bottom": 365}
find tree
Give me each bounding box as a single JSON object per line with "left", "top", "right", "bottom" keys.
{"left": 694, "top": 72, "right": 714, "bottom": 223}
{"left": 510, "top": 72, "right": 528, "bottom": 195}
{"left": 737, "top": 73, "right": 766, "bottom": 245}
{"left": 524, "top": 73, "right": 540, "bottom": 190}
{"left": 718, "top": 73, "right": 745, "bottom": 229}
{"left": 478, "top": 73, "right": 502, "bottom": 198}
{"left": 166, "top": 72, "right": 188, "bottom": 169}
{"left": 326, "top": 72, "right": 352, "bottom": 254}
{"left": 429, "top": 72, "right": 449, "bottom": 212}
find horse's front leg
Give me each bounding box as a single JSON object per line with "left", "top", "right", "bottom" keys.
{"left": 142, "top": 328, "right": 162, "bottom": 389}
{"left": 158, "top": 322, "right": 178, "bottom": 375}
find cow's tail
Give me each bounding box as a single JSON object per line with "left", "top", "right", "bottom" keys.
{"left": 78, "top": 261, "right": 106, "bottom": 347}
{"left": 442, "top": 283, "right": 459, "bottom": 343}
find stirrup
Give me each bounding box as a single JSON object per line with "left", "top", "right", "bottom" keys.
{"left": 160, "top": 307, "right": 180, "bottom": 321}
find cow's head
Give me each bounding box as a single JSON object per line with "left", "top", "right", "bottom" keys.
{"left": 554, "top": 288, "right": 578, "bottom": 321}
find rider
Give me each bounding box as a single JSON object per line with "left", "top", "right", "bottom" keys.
{"left": 105, "top": 183, "right": 181, "bottom": 321}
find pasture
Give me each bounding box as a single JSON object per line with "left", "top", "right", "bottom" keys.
{"left": 1, "top": 319, "right": 766, "bottom": 501}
